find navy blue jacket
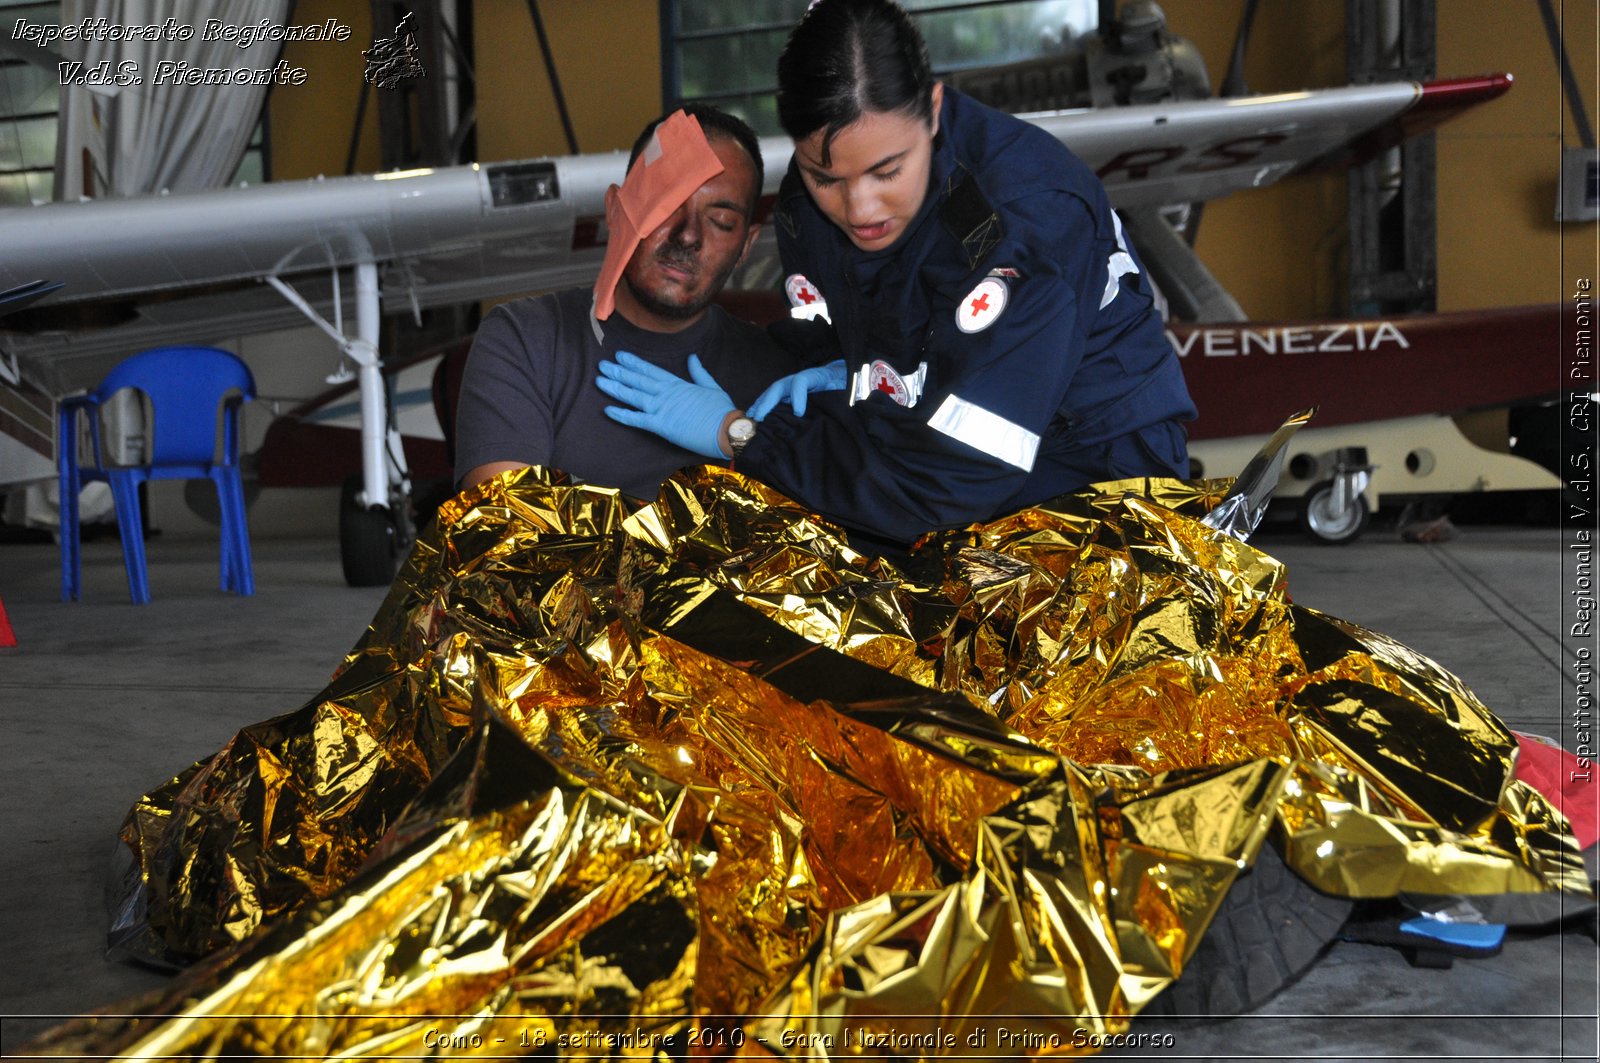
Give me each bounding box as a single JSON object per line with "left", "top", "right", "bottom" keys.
{"left": 739, "top": 89, "right": 1195, "bottom": 543}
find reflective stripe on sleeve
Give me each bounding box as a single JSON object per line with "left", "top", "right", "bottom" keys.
{"left": 1101, "top": 210, "right": 1140, "bottom": 309}
{"left": 927, "top": 394, "right": 1040, "bottom": 471}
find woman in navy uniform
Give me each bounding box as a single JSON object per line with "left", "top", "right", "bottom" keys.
{"left": 597, "top": 0, "right": 1195, "bottom": 545}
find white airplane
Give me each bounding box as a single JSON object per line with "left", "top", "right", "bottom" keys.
{"left": 0, "top": 63, "right": 1524, "bottom": 576}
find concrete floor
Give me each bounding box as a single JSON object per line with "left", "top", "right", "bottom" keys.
{"left": 0, "top": 521, "right": 1595, "bottom": 1061}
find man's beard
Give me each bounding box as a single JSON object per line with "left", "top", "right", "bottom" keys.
{"left": 622, "top": 244, "right": 734, "bottom": 322}
{"left": 622, "top": 269, "right": 703, "bottom": 322}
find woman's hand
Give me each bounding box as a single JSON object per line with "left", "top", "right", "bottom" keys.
{"left": 596, "top": 351, "right": 736, "bottom": 458}
{"left": 746, "top": 359, "right": 848, "bottom": 421}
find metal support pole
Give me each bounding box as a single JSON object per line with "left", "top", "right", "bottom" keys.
{"left": 354, "top": 260, "right": 387, "bottom": 510}
{"left": 1346, "top": 0, "right": 1436, "bottom": 314}
{"left": 1122, "top": 207, "right": 1247, "bottom": 322}
{"left": 262, "top": 263, "right": 396, "bottom": 513}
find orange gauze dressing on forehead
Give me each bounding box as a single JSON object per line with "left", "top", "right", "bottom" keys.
{"left": 593, "top": 111, "right": 726, "bottom": 320}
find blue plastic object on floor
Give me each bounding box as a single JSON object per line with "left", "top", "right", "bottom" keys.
{"left": 1342, "top": 903, "right": 1510, "bottom": 968}
{"left": 57, "top": 346, "right": 256, "bottom": 604}
{"left": 1398, "top": 916, "right": 1508, "bottom": 956}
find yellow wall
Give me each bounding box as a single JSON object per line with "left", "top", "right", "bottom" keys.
{"left": 1162, "top": 0, "right": 1598, "bottom": 316}
{"left": 1436, "top": 0, "right": 1599, "bottom": 309}
{"left": 1147, "top": 1, "right": 1348, "bottom": 320}
{"left": 473, "top": 0, "right": 662, "bottom": 161}
{"left": 270, "top": 2, "right": 382, "bottom": 180}
{"left": 268, "top": 1, "right": 661, "bottom": 179}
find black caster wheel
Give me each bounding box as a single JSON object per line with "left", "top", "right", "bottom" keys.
{"left": 1299, "top": 480, "right": 1370, "bottom": 545}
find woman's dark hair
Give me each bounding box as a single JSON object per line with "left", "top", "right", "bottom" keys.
{"left": 777, "top": 0, "right": 935, "bottom": 162}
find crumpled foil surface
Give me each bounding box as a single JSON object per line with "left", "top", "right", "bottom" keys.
{"left": 31, "top": 466, "right": 1589, "bottom": 1060}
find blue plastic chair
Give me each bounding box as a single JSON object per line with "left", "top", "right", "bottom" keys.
{"left": 58, "top": 346, "right": 256, "bottom": 604}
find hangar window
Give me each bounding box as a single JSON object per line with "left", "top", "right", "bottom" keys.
{"left": 0, "top": 0, "right": 268, "bottom": 206}
{"left": 0, "top": 1, "right": 59, "bottom": 205}
{"left": 662, "top": 0, "right": 1099, "bottom": 135}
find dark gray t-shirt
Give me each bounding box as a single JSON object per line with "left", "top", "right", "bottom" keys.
{"left": 454, "top": 288, "right": 793, "bottom": 499}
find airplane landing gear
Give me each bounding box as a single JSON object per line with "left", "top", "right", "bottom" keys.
{"left": 267, "top": 258, "right": 414, "bottom": 589}
{"left": 340, "top": 474, "right": 413, "bottom": 586}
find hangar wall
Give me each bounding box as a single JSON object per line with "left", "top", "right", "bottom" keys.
{"left": 1160, "top": 0, "right": 1598, "bottom": 317}
{"left": 269, "top": 3, "right": 381, "bottom": 179}
{"left": 1159, "top": 0, "right": 1350, "bottom": 321}
{"left": 270, "top": 1, "right": 660, "bottom": 180}
{"left": 472, "top": 0, "right": 663, "bottom": 163}
{"left": 1435, "top": 0, "right": 1598, "bottom": 310}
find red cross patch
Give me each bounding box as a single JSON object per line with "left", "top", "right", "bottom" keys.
{"left": 784, "top": 273, "right": 829, "bottom": 322}
{"left": 957, "top": 276, "right": 1007, "bottom": 333}
{"left": 867, "top": 360, "right": 913, "bottom": 405}
{"left": 785, "top": 273, "right": 821, "bottom": 307}
{"left": 849, "top": 359, "right": 928, "bottom": 407}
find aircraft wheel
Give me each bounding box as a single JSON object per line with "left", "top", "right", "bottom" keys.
{"left": 339, "top": 474, "right": 399, "bottom": 587}
{"left": 1299, "top": 480, "right": 1369, "bottom": 545}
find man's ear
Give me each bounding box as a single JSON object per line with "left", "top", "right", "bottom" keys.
{"left": 738, "top": 221, "right": 762, "bottom": 266}
{"left": 929, "top": 81, "right": 945, "bottom": 136}
{"left": 604, "top": 183, "right": 621, "bottom": 214}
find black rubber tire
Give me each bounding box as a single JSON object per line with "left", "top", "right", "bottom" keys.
{"left": 339, "top": 473, "right": 399, "bottom": 587}
{"left": 1142, "top": 844, "right": 1354, "bottom": 1018}
{"left": 1298, "top": 480, "right": 1370, "bottom": 545}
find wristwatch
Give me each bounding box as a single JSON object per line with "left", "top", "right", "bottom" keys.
{"left": 727, "top": 415, "right": 757, "bottom": 456}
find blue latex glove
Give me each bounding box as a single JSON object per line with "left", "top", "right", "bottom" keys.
{"left": 596, "top": 351, "right": 735, "bottom": 458}
{"left": 746, "top": 359, "right": 849, "bottom": 421}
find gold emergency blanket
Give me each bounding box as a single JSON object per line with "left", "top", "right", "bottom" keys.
{"left": 34, "top": 466, "right": 1589, "bottom": 1059}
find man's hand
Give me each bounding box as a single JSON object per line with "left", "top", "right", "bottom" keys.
{"left": 596, "top": 351, "right": 736, "bottom": 458}
{"left": 746, "top": 359, "right": 848, "bottom": 421}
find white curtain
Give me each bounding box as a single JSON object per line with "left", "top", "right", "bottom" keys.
{"left": 34, "top": 2, "right": 289, "bottom": 527}
{"left": 54, "top": 0, "right": 290, "bottom": 199}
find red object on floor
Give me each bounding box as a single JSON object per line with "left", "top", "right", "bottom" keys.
{"left": 0, "top": 593, "right": 15, "bottom": 647}
{"left": 1514, "top": 732, "right": 1598, "bottom": 849}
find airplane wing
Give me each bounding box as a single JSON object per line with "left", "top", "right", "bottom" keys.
{"left": 1063, "top": 74, "right": 1510, "bottom": 207}
{"left": 0, "top": 74, "right": 1510, "bottom": 396}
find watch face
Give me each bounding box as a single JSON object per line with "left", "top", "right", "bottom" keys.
{"left": 729, "top": 416, "right": 756, "bottom": 454}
